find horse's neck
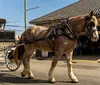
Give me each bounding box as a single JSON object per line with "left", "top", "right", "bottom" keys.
{"left": 69, "top": 16, "right": 85, "bottom": 35}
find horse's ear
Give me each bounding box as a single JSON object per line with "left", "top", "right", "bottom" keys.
{"left": 90, "top": 11, "right": 94, "bottom": 18}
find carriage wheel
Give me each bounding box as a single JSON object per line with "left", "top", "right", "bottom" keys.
{"left": 5, "top": 49, "right": 21, "bottom": 71}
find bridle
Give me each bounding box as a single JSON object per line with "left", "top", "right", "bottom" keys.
{"left": 84, "top": 16, "right": 97, "bottom": 38}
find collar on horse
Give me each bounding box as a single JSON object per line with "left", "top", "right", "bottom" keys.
{"left": 60, "top": 18, "right": 78, "bottom": 40}
{"left": 46, "top": 18, "right": 78, "bottom": 40}
{"left": 45, "top": 18, "right": 78, "bottom": 52}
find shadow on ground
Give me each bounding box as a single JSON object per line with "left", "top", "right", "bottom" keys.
{"left": 0, "top": 72, "right": 73, "bottom": 84}
{"left": 0, "top": 73, "right": 49, "bottom": 84}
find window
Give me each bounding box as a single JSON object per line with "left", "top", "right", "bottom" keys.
{"left": 0, "top": 30, "right": 15, "bottom": 42}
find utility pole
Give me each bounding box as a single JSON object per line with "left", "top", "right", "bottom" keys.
{"left": 24, "top": 0, "right": 39, "bottom": 31}
{"left": 24, "top": 0, "right": 27, "bottom": 30}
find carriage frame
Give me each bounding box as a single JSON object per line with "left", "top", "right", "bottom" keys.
{"left": 0, "top": 18, "right": 21, "bottom": 71}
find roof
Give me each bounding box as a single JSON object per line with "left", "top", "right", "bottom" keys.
{"left": 0, "top": 18, "right": 6, "bottom": 24}
{"left": 29, "top": 0, "right": 100, "bottom": 25}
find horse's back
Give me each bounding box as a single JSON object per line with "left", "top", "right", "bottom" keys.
{"left": 19, "top": 25, "right": 49, "bottom": 43}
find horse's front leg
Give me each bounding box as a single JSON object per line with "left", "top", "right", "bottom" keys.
{"left": 65, "top": 51, "right": 78, "bottom": 83}
{"left": 48, "top": 51, "right": 62, "bottom": 83}
{"left": 21, "top": 52, "right": 34, "bottom": 79}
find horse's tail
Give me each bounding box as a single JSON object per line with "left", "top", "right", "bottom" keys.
{"left": 13, "top": 47, "right": 19, "bottom": 65}
{"left": 13, "top": 45, "right": 25, "bottom": 66}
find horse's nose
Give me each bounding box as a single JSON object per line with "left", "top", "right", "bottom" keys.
{"left": 91, "top": 38, "right": 98, "bottom": 42}
{"left": 91, "top": 33, "right": 99, "bottom": 41}
{"left": 93, "top": 31, "right": 99, "bottom": 39}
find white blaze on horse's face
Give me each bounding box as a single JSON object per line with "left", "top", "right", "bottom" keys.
{"left": 91, "top": 16, "right": 99, "bottom": 42}
{"left": 91, "top": 26, "right": 99, "bottom": 41}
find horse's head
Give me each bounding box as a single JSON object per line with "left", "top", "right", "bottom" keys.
{"left": 84, "top": 11, "right": 99, "bottom": 41}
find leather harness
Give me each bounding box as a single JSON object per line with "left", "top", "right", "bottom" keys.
{"left": 45, "top": 18, "right": 78, "bottom": 52}
{"left": 11, "top": 16, "right": 93, "bottom": 52}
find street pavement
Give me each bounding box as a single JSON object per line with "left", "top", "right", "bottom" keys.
{"left": 0, "top": 56, "right": 100, "bottom": 85}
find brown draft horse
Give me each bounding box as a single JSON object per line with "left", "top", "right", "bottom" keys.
{"left": 12, "top": 11, "right": 99, "bottom": 83}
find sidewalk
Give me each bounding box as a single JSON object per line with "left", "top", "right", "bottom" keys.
{"left": 73, "top": 55, "right": 100, "bottom": 60}
{"left": 34, "top": 55, "right": 100, "bottom": 62}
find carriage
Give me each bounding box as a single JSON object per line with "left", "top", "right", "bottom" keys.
{"left": 0, "top": 18, "right": 21, "bottom": 71}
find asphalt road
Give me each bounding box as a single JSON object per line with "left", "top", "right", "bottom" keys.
{"left": 0, "top": 58, "right": 100, "bottom": 85}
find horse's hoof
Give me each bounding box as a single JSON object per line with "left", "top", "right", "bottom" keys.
{"left": 21, "top": 72, "right": 26, "bottom": 77}
{"left": 72, "top": 79, "right": 79, "bottom": 83}
{"left": 28, "top": 76, "right": 35, "bottom": 79}
{"left": 49, "top": 80, "right": 56, "bottom": 83}
{"left": 48, "top": 78, "right": 56, "bottom": 83}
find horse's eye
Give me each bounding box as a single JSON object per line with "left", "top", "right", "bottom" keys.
{"left": 90, "top": 22, "right": 95, "bottom": 27}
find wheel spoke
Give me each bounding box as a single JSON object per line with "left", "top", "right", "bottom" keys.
{"left": 5, "top": 49, "right": 21, "bottom": 71}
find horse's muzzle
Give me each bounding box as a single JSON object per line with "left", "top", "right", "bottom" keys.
{"left": 91, "top": 37, "right": 99, "bottom": 42}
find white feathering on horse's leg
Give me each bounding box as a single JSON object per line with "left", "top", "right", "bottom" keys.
{"left": 28, "top": 71, "right": 35, "bottom": 79}
{"left": 66, "top": 51, "right": 78, "bottom": 83}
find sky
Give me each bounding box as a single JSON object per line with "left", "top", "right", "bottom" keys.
{"left": 0, "top": 0, "right": 78, "bottom": 35}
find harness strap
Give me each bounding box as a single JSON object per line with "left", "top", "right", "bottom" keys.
{"left": 46, "top": 39, "right": 55, "bottom": 52}
{"left": 83, "top": 16, "right": 88, "bottom": 32}
{"left": 45, "top": 27, "right": 56, "bottom": 52}
{"left": 63, "top": 18, "right": 78, "bottom": 39}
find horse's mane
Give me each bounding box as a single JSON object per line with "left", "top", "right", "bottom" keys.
{"left": 69, "top": 14, "right": 87, "bottom": 20}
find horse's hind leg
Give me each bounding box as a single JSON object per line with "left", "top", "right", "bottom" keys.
{"left": 21, "top": 52, "right": 34, "bottom": 79}
{"left": 21, "top": 52, "right": 29, "bottom": 77}
{"left": 21, "top": 47, "right": 35, "bottom": 79}
{"left": 65, "top": 51, "right": 78, "bottom": 83}
{"left": 48, "top": 51, "right": 62, "bottom": 83}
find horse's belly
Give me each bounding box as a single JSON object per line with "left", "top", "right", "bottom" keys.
{"left": 34, "top": 37, "right": 77, "bottom": 53}
{"left": 35, "top": 40, "right": 53, "bottom": 52}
